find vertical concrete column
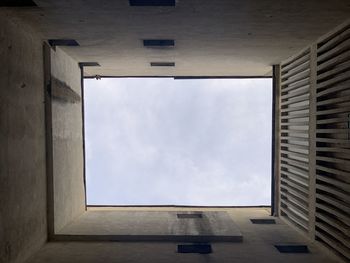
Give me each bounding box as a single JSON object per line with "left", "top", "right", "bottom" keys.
{"left": 43, "top": 42, "right": 55, "bottom": 240}
{"left": 79, "top": 64, "right": 88, "bottom": 209}
{"left": 50, "top": 47, "right": 86, "bottom": 233}
{"left": 0, "top": 15, "right": 47, "bottom": 263}
{"left": 308, "top": 44, "right": 317, "bottom": 239}
{"left": 272, "top": 65, "right": 281, "bottom": 216}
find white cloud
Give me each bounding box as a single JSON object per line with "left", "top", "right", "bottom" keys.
{"left": 84, "top": 78, "right": 272, "bottom": 205}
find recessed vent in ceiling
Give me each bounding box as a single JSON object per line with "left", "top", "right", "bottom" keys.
{"left": 48, "top": 39, "right": 79, "bottom": 47}
{"left": 177, "top": 213, "right": 203, "bottom": 219}
{"left": 143, "top": 39, "right": 175, "bottom": 47}
{"left": 0, "top": 0, "right": 37, "bottom": 6}
{"left": 79, "top": 62, "right": 101, "bottom": 67}
{"left": 129, "top": 0, "right": 175, "bottom": 6}
{"left": 275, "top": 245, "right": 309, "bottom": 253}
{"left": 177, "top": 244, "right": 212, "bottom": 254}
{"left": 150, "top": 62, "right": 175, "bottom": 67}
{"left": 250, "top": 219, "right": 276, "bottom": 224}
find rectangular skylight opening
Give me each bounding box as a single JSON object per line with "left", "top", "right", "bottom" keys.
{"left": 177, "top": 244, "right": 212, "bottom": 254}
{"left": 150, "top": 62, "right": 175, "bottom": 67}
{"left": 275, "top": 245, "right": 309, "bottom": 253}
{"left": 250, "top": 219, "right": 276, "bottom": 224}
{"left": 143, "top": 39, "right": 175, "bottom": 47}
{"left": 129, "top": 0, "right": 176, "bottom": 6}
{"left": 177, "top": 213, "right": 203, "bottom": 219}
{"left": 48, "top": 39, "right": 80, "bottom": 47}
{"left": 79, "top": 62, "right": 101, "bottom": 67}
{"left": 84, "top": 77, "right": 272, "bottom": 206}
{"left": 0, "top": 0, "right": 37, "bottom": 6}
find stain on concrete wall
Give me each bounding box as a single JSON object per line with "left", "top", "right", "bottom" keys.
{"left": 51, "top": 77, "right": 81, "bottom": 104}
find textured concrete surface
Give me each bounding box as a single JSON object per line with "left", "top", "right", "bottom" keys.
{"left": 56, "top": 211, "right": 242, "bottom": 242}
{"left": 0, "top": 13, "right": 87, "bottom": 263}
{"left": 2, "top": 1, "right": 350, "bottom": 77}
{"left": 26, "top": 208, "right": 342, "bottom": 263}
{"left": 1, "top": 4, "right": 349, "bottom": 263}
{"left": 0, "top": 14, "right": 47, "bottom": 263}
{"left": 50, "top": 47, "right": 85, "bottom": 232}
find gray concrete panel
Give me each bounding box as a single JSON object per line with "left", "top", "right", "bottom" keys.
{"left": 0, "top": 14, "right": 47, "bottom": 263}
{"left": 57, "top": 211, "right": 242, "bottom": 242}
{"left": 2, "top": 1, "right": 350, "bottom": 76}
{"left": 27, "top": 208, "right": 341, "bottom": 263}
{"left": 50, "top": 47, "right": 86, "bottom": 232}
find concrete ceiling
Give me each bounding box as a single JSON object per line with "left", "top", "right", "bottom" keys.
{"left": 3, "top": 0, "right": 350, "bottom": 77}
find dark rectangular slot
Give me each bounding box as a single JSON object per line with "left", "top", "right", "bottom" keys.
{"left": 250, "top": 219, "right": 276, "bottom": 224}
{"left": 129, "top": 0, "right": 175, "bottom": 6}
{"left": 178, "top": 244, "right": 212, "bottom": 254}
{"left": 79, "top": 62, "right": 101, "bottom": 67}
{"left": 348, "top": 113, "right": 350, "bottom": 140}
{"left": 143, "top": 39, "right": 175, "bottom": 47}
{"left": 275, "top": 245, "right": 309, "bottom": 253}
{"left": 177, "top": 213, "right": 202, "bottom": 219}
{"left": 48, "top": 39, "right": 79, "bottom": 47}
{"left": 150, "top": 62, "right": 175, "bottom": 67}
{"left": 0, "top": 0, "right": 37, "bottom": 6}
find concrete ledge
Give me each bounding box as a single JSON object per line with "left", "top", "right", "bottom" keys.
{"left": 52, "top": 234, "right": 242, "bottom": 242}
{"left": 56, "top": 211, "right": 243, "bottom": 243}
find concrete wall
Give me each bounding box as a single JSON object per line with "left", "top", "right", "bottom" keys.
{"left": 0, "top": 12, "right": 86, "bottom": 262}
{"left": 50, "top": 47, "right": 86, "bottom": 232}
{"left": 26, "top": 208, "right": 341, "bottom": 263}
{"left": 0, "top": 14, "right": 47, "bottom": 263}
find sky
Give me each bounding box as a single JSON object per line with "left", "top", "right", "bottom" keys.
{"left": 84, "top": 78, "right": 272, "bottom": 206}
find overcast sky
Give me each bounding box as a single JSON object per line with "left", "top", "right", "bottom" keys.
{"left": 84, "top": 78, "right": 272, "bottom": 206}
